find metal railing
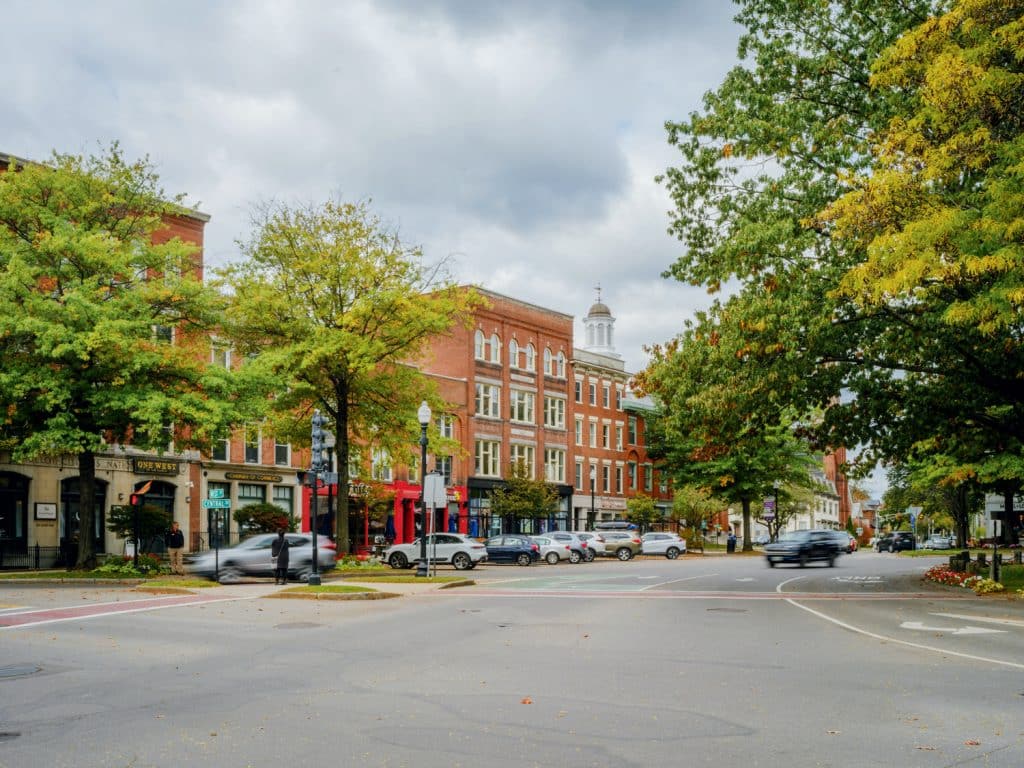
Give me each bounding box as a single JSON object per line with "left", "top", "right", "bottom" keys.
{"left": 0, "top": 544, "right": 64, "bottom": 570}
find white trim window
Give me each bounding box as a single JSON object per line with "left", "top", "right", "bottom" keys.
{"left": 437, "top": 415, "right": 454, "bottom": 439}
{"left": 575, "top": 417, "right": 584, "bottom": 446}
{"left": 474, "top": 329, "right": 486, "bottom": 360}
{"left": 603, "top": 465, "right": 611, "bottom": 493}
{"left": 211, "top": 341, "right": 231, "bottom": 369}
{"left": 509, "top": 444, "right": 535, "bottom": 477}
{"left": 475, "top": 383, "right": 501, "bottom": 418}
{"left": 348, "top": 449, "right": 361, "bottom": 479}
{"left": 628, "top": 461, "right": 638, "bottom": 490}
{"left": 555, "top": 351, "right": 566, "bottom": 378}
{"left": 509, "top": 339, "right": 519, "bottom": 369}
{"left": 615, "top": 425, "right": 623, "bottom": 450}
{"left": 544, "top": 448, "right": 565, "bottom": 483}
{"left": 543, "top": 396, "right": 565, "bottom": 429}
{"left": 244, "top": 424, "right": 260, "bottom": 464}
{"left": 543, "top": 347, "right": 553, "bottom": 376}
{"left": 475, "top": 439, "right": 500, "bottom": 477}
{"left": 575, "top": 460, "right": 584, "bottom": 490}
{"left": 274, "top": 441, "right": 290, "bottom": 467}
{"left": 643, "top": 463, "right": 654, "bottom": 492}
{"left": 211, "top": 435, "right": 229, "bottom": 462}
{"left": 490, "top": 333, "right": 501, "bottom": 364}
{"left": 509, "top": 389, "right": 535, "bottom": 423}
{"left": 524, "top": 344, "right": 536, "bottom": 372}
{"left": 602, "top": 424, "right": 610, "bottom": 449}
{"left": 589, "top": 422, "right": 597, "bottom": 448}
{"left": 616, "top": 466, "right": 623, "bottom": 494}
{"left": 371, "top": 448, "right": 392, "bottom": 482}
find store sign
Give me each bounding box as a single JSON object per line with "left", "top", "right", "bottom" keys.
{"left": 132, "top": 458, "right": 180, "bottom": 476}
{"left": 224, "top": 471, "right": 284, "bottom": 483}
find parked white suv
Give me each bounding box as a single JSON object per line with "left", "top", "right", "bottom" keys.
{"left": 641, "top": 532, "right": 687, "bottom": 559}
{"left": 571, "top": 531, "right": 606, "bottom": 561}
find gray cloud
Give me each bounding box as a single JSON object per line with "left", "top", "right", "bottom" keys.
{"left": 3, "top": 0, "right": 744, "bottom": 374}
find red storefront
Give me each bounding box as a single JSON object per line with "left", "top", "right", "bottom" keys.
{"left": 300, "top": 479, "right": 468, "bottom": 554}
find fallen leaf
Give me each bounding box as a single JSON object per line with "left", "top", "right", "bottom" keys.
{"left": 827, "top": 730, "right": 840, "bottom": 736}
{"left": 521, "top": 697, "right": 533, "bottom": 705}
{"left": 965, "top": 740, "right": 980, "bottom": 746}
{"left": 915, "top": 746, "right": 936, "bottom": 751}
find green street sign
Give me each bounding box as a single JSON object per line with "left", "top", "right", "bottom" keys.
{"left": 209, "top": 488, "right": 226, "bottom": 499}
{"left": 202, "top": 498, "right": 231, "bottom": 509}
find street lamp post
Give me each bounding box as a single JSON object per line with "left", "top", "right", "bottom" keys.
{"left": 589, "top": 466, "right": 596, "bottom": 527}
{"left": 416, "top": 401, "right": 431, "bottom": 578}
{"left": 308, "top": 410, "right": 328, "bottom": 586}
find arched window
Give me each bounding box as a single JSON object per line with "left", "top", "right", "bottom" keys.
{"left": 525, "top": 344, "right": 536, "bottom": 371}
{"left": 509, "top": 339, "right": 519, "bottom": 369}
{"left": 474, "top": 330, "right": 486, "bottom": 360}
{"left": 555, "top": 351, "right": 566, "bottom": 378}
{"left": 490, "top": 333, "right": 501, "bottom": 364}
{"left": 543, "top": 347, "right": 552, "bottom": 375}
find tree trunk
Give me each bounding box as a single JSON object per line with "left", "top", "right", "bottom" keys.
{"left": 953, "top": 483, "right": 970, "bottom": 549}
{"left": 75, "top": 450, "right": 98, "bottom": 569}
{"left": 741, "top": 497, "right": 753, "bottom": 552}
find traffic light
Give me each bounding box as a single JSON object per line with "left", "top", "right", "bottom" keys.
{"left": 311, "top": 409, "right": 327, "bottom": 471}
{"left": 129, "top": 494, "right": 142, "bottom": 507}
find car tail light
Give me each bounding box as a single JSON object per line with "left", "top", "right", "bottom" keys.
{"left": 631, "top": 538, "right": 641, "bottom": 544}
{"left": 563, "top": 545, "right": 570, "bottom": 550}
{"left": 322, "top": 541, "right": 337, "bottom": 549}
{"left": 531, "top": 543, "right": 539, "bottom": 552}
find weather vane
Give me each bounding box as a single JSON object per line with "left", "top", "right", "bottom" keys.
{"left": 594, "top": 283, "right": 602, "bottom": 303}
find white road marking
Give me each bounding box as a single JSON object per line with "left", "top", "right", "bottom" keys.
{"left": 775, "top": 575, "right": 1024, "bottom": 671}
{"left": 736, "top": 578, "right": 755, "bottom": 582}
{"left": 638, "top": 573, "right": 719, "bottom": 591}
{"left": 900, "top": 620, "right": 1004, "bottom": 635}
{"left": 932, "top": 612, "right": 1024, "bottom": 628}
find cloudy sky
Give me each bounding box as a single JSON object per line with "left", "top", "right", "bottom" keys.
{"left": 4, "top": 0, "right": 743, "bottom": 375}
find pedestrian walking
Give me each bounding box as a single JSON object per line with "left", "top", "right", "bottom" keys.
{"left": 271, "top": 529, "right": 290, "bottom": 584}
{"left": 165, "top": 521, "right": 186, "bottom": 575}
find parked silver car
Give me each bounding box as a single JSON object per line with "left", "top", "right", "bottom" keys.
{"left": 545, "top": 531, "right": 591, "bottom": 563}
{"left": 640, "top": 532, "right": 687, "bottom": 559}
{"left": 532, "top": 536, "right": 572, "bottom": 564}
{"left": 186, "top": 532, "right": 336, "bottom": 583}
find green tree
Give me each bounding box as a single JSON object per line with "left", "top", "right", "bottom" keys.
{"left": 106, "top": 503, "right": 170, "bottom": 553}
{"left": 489, "top": 461, "right": 560, "bottom": 530}
{"left": 0, "top": 146, "right": 253, "bottom": 568}
{"left": 624, "top": 494, "right": 661, "bottom": 532}
{"left": 233, "top": 502, "right": 295, "bottom": 535}
{"left": 671, "top": 484, "right": 721, "bottom": 534}
{"left": 220, "top": 198, "right": 482, "bottom": 554}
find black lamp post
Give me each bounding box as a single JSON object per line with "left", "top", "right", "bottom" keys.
{"left": 589, "top": 465, "right": 596, "bottom": 526}
{"left": 308, "top": 409, "right": 328, "bottom": 586}
{"left": 416, "top": 401, "right": 432, "bottom": 577}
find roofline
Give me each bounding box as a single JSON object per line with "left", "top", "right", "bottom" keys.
{"left": 0, "top": 150, "right": 211, "bottom": 223}
{"left": 463, "top": 285, "right": 575, "bottom": 322}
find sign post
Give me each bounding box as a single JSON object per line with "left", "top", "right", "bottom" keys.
{"left": 203, "top": 494, "right": 232, "bottom": 581}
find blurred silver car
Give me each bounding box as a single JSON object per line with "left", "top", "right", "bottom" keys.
{"left": 640, "top": 532, "right": 687, "bottom": 559}
{"left": 531, "top": 536, "right": 572, "bottom": 564}
{"left": 186, "top": 532, "right": 336, "bottom": 583}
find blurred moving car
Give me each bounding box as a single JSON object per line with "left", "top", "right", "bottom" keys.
{"left": 598, "top": 531, "right": 642, "bottom": 560}
{"left": 828, "top": 530, "right": 855, "bottom": 554}
{"left": 753, "top": 533, "right": 771, "bottom": 546}
{"left": 382, "top": 533, "right": 487, "bottom": 570}
{"left": 545, "top": 531, "right": 590, "bottom": 563}
{"left": 532, "top": 536, "right": 571, "bottom": 564}
{"left": 484, "top": 534, "right": 541, "bottom": 566}
{"left": 763, "top": 529, "right": 842, "bottom": 568}
{"left": 640, "top": 532, "right": 687, "bottom": 559}
{"left": 922, "top": 535, "right": 953, "bottom": 550}
{"left": 186, "top": 532, "right": 336, "bottom": 583}
{"left": 876, "top": 531, "right": 917, "bottom": 552}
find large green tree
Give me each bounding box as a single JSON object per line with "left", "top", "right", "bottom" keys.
{"left": 489, "top": 461, "right": 560, "bottom": 531}
{"left": 220, "top": 198, "right": 481, "bottom": 554}
{"left": 0, "top": 146, "right": 251, "bottom": 568}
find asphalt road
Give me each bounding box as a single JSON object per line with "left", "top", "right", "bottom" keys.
{"left": 2, "top": 551, "right": 1022, "bottom": 768}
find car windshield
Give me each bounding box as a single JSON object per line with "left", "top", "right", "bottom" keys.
{"left": 778, "top": 531, "right": 811, "bottom": 542}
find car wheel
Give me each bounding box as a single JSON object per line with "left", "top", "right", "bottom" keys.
{"left": 828, "top": 553, "right": 836, "bottom": 567}
{"left": 516, "top": 553, "right": 532, "bottom": 566}
{"left": 452, "top": 552, "right": 471, "bottom": 570}
{"left": 616, "top": 547, "right": 632, "bottom": 561}
{"left": 666, "top": 547, "right": 680, "bottom": 560}
{"left": 888, "top": 544, "right": 895, "bottom": 553}
{"left": 568, "top": 550, "right": 582, "bottom": 564}
{"left": 294, "top": 567, "right": 311, "bottom": 583}
{"left": 767, "top": 559, "right": 776, "bottom": 568}
{"left": 389, "top": 552, "right": 409, "bottom": 569}
{"left": 545, "top": 551, "right": 560, "bottom": 565}
{"left": 217, "top": 565, "right": 242, "bottom": 584}
{"left": 584, "top": 549, "right": 596, "bottom": 562}
{"left": 799, "top": 553, "right": 808, "bottom": 568}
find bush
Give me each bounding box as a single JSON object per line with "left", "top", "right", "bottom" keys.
{"left": 93, "top": 554, "right": 166, "bottom": 578}
{"left": 233, "top": 503, "right": 295, "bottom": 534}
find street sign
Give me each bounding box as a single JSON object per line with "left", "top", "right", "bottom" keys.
{"left": 202, "top": 498, "right": 231, "bottom": 509}
{"left": 423, "top": 472, "right": 447, "bottom": 510}
{"left": 209, "top": 488, "right": 225, "bottom": 499}
{"left": 763, "top": 512, "right": 775, "bottom": 520}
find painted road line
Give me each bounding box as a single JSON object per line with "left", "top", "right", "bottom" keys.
{"left": 428, "top": 589, "right": 950, "bottom": 600}
{"left": 639, "top": 574, "right": 719, "bottom": 591}
{"left": 0, "top": 593, "right": 258, "bottom": 631}
{"left": 776, "top": 575, "right": 1024, "bottom": 671}
{"left": 931, "top": 612, "right": 1024, "bottom": 628}
{"left": 900, "top": 620, "right": 1005, "bottom": 635}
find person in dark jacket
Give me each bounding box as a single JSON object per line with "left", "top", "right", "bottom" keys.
{"left": 271, "top": 529, "right": 290, "bottom": 584}
{"left": 165, "top": 521, "right": 186, "bottom": 575}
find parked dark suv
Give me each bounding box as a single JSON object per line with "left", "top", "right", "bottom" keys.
{"left": 876, "top": 531, "right": 916, "bottom": 553}
{"left": 764, "top": 529, "right": 842, "bottom": 568}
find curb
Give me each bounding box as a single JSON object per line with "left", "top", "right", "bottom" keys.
{"left": 263, "top": 590, "right": 401, "bottom": 601}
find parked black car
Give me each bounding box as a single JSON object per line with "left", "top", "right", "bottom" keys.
{"left": 764, "top": 529, "right": 842, "bottom": 568}
{"left": 484, "top": 534, "right": 541, "bottom": 566}
{"left": 876, "top": 531, "right": 917, "bottom": 553}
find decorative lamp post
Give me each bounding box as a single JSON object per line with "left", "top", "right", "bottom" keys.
{"left": 324, "top": 430, "right": 336, "bottom": 546}
{"left": 589, "top": 465, "right": 597, "bottom": 526}
{"left": 416, "top": 401, "right": 432, "bottom": 578}
{"left": 308, "top": 409, "right": 328, "bottom": 586}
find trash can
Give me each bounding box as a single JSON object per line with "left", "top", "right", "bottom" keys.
{"left": 726, "top": 534, "right": 736, "bottom": 554}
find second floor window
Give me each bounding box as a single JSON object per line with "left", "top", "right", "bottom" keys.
{"left": 602, "top": 465, "right": 610, "bottom": 493}
{"left": 509, "top": 444, "right": 535, "bottom": 477}
{"left": 602, "top": 424, "right": 610, "bottom": 449}
{"left": 475, "top": 383, "right": 500, "bottom": 418}
{"left": 244, "top": 424, "right": 260, "bottom": 464}
{"left": 274, "top": 441, "right": 290, "bottom": 466}
{"left": 437, "top": 415, "right": 454, "bottom": 439}
{"left": 211, "top": 436, "right": 229, "bottom": 462}
{"left": 589, "top": 422, "right": 597, "bottom": 448}
{"left": 602, "top": 386, "right": 610, "bottom": 408}
{"left": 616, "top": 466, "right": 623, "bottom": 494}
{"left": 509, "top": 390, "right": 535, "bottom": 423}
{"left": 574, "top": 380, "right": 582, "bottom": 402}
{"left": 475, "top": 440, "right": 500, "bottom": 477}
{"left": 628, "top": 461, "right": 638, "bottom": 490}
{"left": 615, "top": 425, "right": 623, "bottom": 450}
{"left": 544, "top": 397, "right": 565, "bottom": 429}
{"left": 628, "top": 415, "right": 638, "bottom": 444}
{"left": 211, "top": 342, "right": 231, "bottom": 368}
{"left": 544, "top": 448, "right": 565, "bottom": 483}
{"left": 589, "top": 383, "right": 597, "bottom": 405}
{"left": 575, "top": 418, "right": 583, "bottom": 446}
{"left": 575, "top": 461, "right": 584, "bottom": 490}
{"left": 371, "top": 449, "right": 392, "bottom": 482}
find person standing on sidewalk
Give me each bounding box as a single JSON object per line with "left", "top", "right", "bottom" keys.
{"left": 165, "top": 521, "right": 186, "bottom": 575}
{"left": 271, "top": 529, "right": 290, "bottom": 584}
